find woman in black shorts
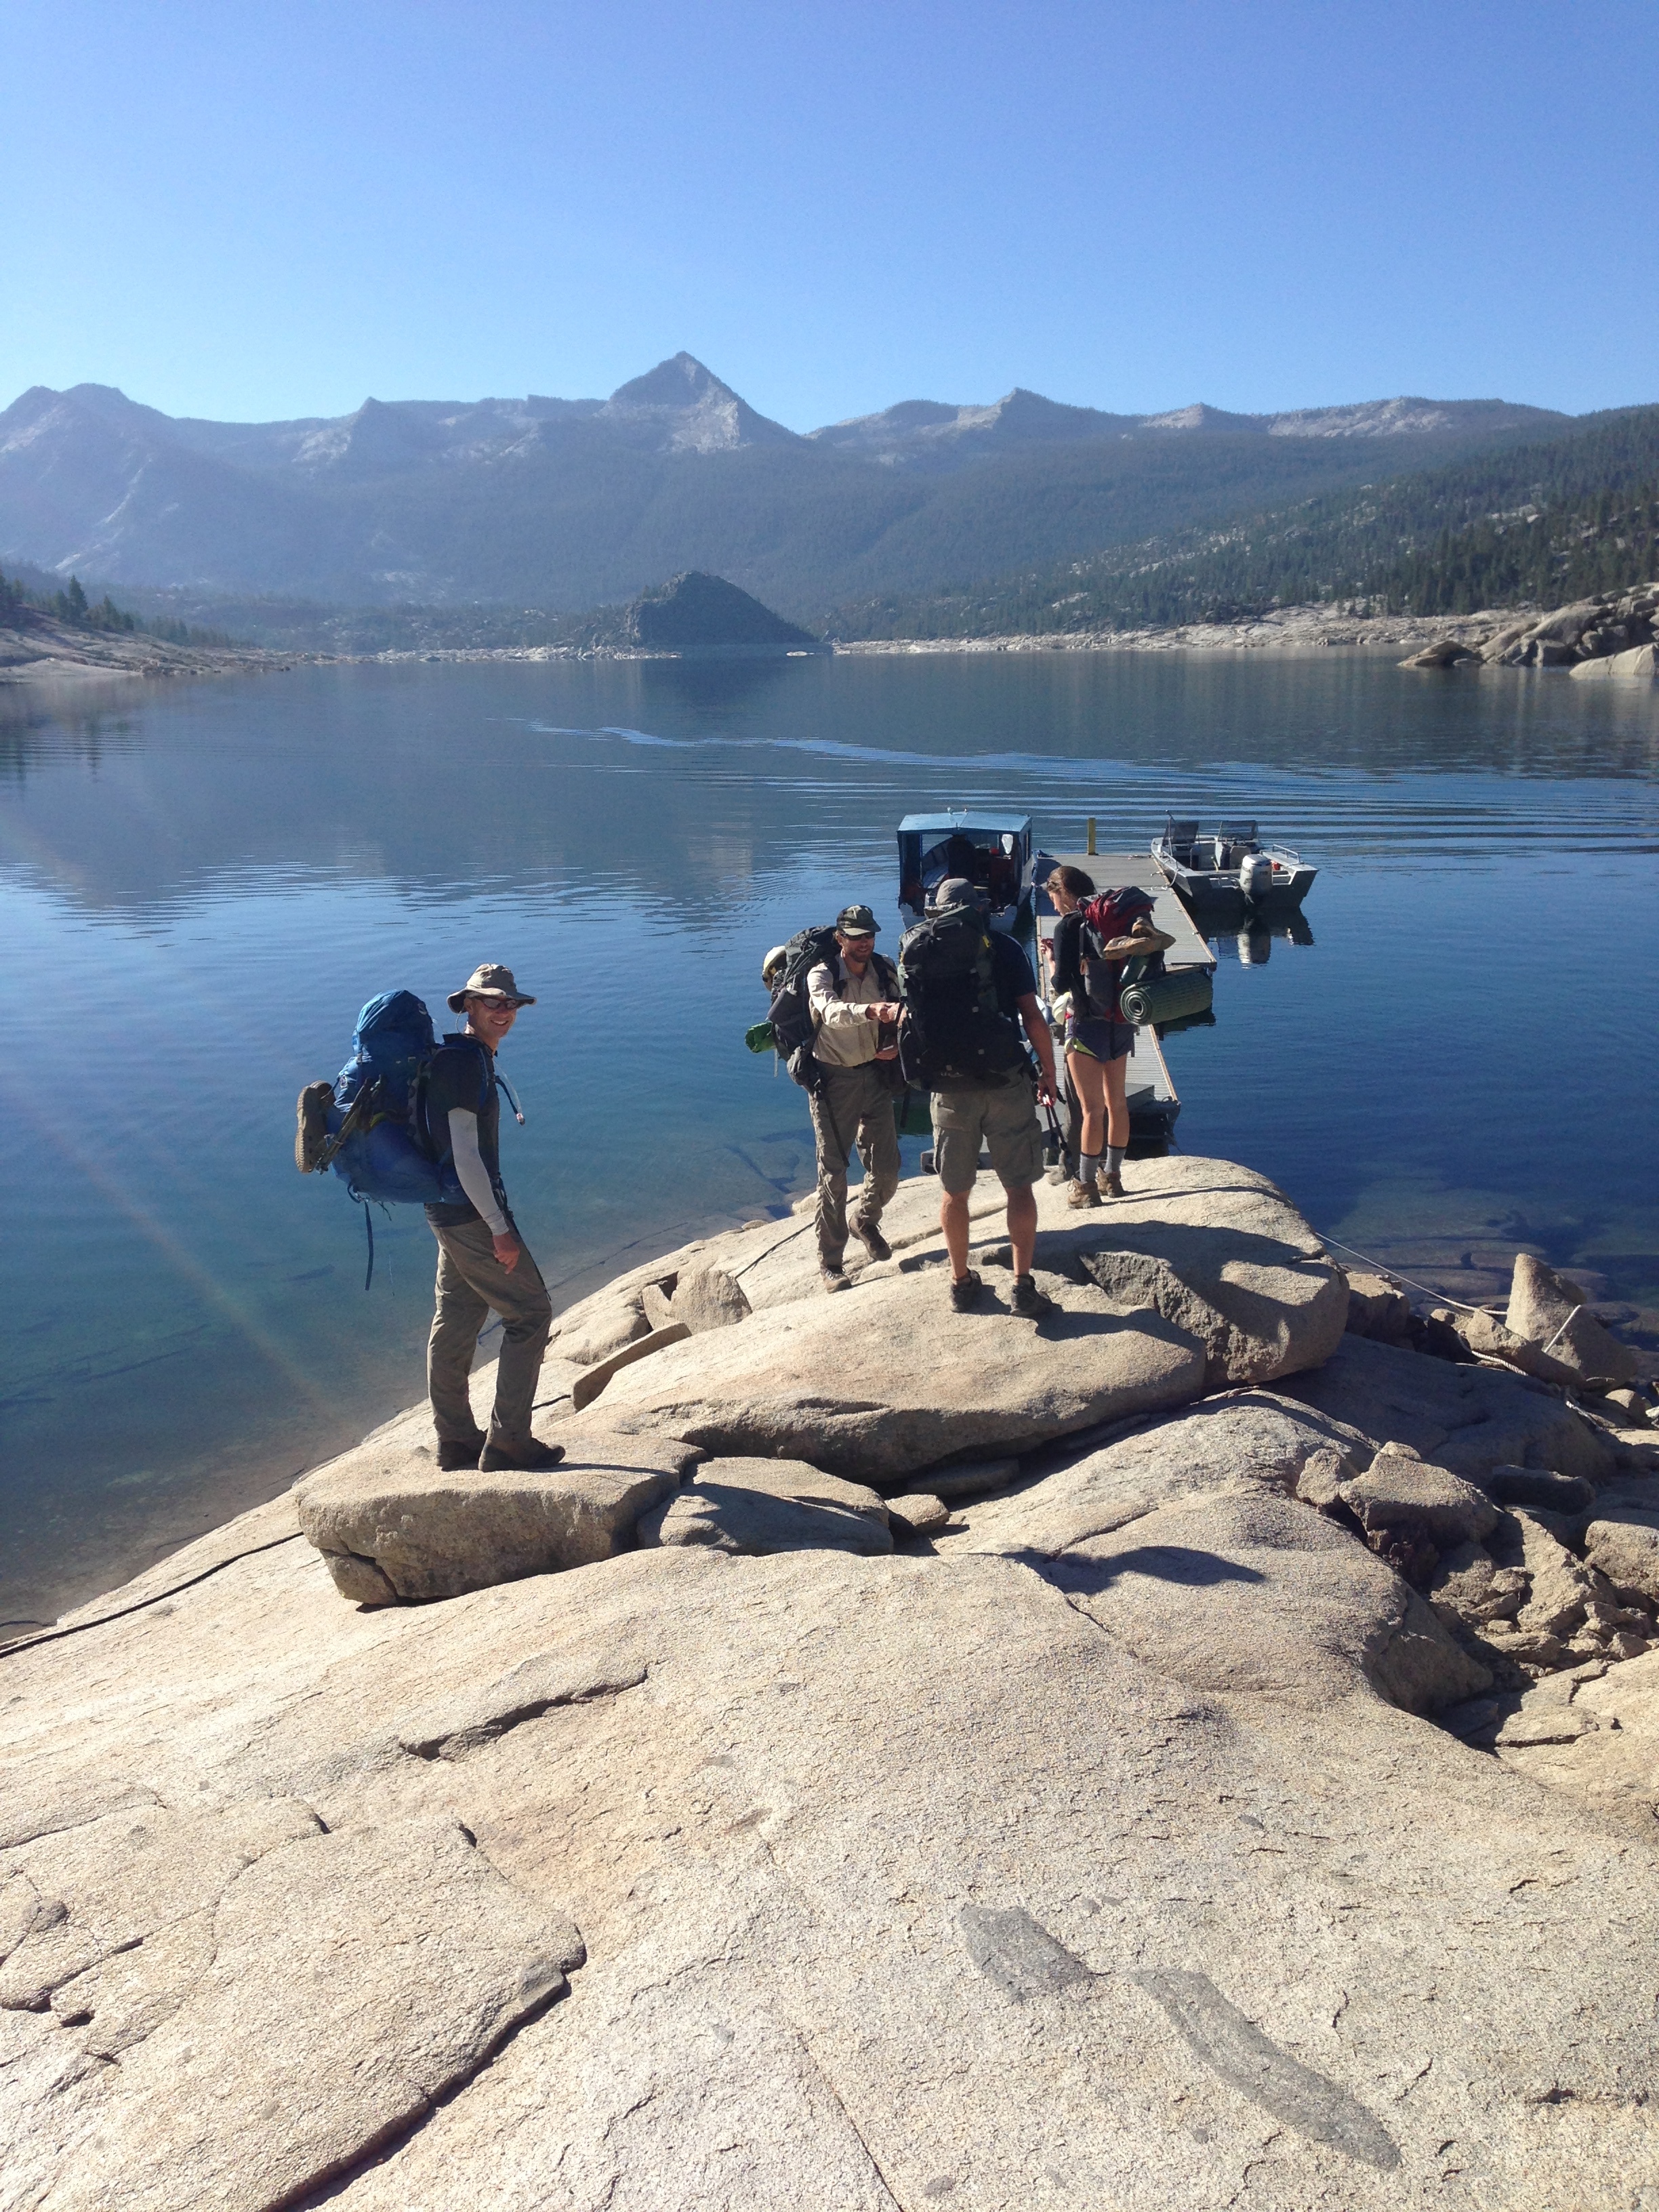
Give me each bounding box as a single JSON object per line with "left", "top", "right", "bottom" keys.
{"left": 1044, "top": 865, "right": 1173, "bottom": 1206}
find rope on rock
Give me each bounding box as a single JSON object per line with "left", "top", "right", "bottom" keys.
{"left": 1312, "top": 1231, "right": 1487, "bottom": 1315}
{"left": 0, "top": 1532, "right": 308, "bottom": 1661}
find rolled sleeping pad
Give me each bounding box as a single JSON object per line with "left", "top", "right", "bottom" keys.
{"left": 1119, "top": 967, "right": 1214, "bottom": 1027}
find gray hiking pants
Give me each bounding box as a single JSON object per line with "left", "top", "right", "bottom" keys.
{"left": 428, "top": 1216, "right": 554, "bottom": 1450}
{"left": 809, "top": 1061, "right": 901, "bottom": 1268}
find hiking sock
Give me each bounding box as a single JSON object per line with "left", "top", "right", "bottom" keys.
{"left": 1106, "top": 1145, "right": 1126, "bottom": 1176}
{"left": 1079, "top": 1153, "right": 1103, "bottom": 1185}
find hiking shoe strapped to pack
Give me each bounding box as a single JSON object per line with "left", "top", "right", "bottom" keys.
{"left": 1010, "top": 1273, "right": 1056, "bottom": 1319}
{"left": 853, "top": 1217, "right": 892, "bottom": 1263}
{"left": 295, "top": 1080, "right": 333, "bottom": 1173}
{"left": 949, "top": 1267, "right": 985, "bottom": 1312}
{"left": 1067, "top": 1179, "right": 1102, "bottom": 1209}
{"left": 437, "top": 1431, "right": 488, "bottom": 1472}
{"left": 478, "top": 1437, "right": 567, "bottom": 1473}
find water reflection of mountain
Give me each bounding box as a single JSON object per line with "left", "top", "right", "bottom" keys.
{"left": 1, "top": 652, "right": 1653, "bottom": 926}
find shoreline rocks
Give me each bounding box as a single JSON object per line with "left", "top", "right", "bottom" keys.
{"left": 6, "top": 1149, "right": 1659, "bottom": 2209}
{"left": 1399, "top": 579, "right": 1659, "bottom": 678}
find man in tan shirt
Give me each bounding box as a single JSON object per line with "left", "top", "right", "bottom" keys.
{"left": 806, "top": 903, "right": 903, "bottom": 1292}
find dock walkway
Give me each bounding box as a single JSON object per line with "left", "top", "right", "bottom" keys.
{"left": 1031, "top": 849, "right": 1206, "bottom": 1149}
{"left": 1037, "top": 848, "right": 1214, "bottom": 968}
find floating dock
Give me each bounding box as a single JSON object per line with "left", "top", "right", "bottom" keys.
{"left": 1033, "top": 848, "right": 1214, "bottom": 1151}
{"left": 1036, "top": 848, "right": 1216, "bottom": 969}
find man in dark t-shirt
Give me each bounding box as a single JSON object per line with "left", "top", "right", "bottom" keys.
{"left": 424, "top": 962, "right": 559, "bottom": 1473}
{"left": 923, "top": 879, "right": 1060, "bottom": 1321}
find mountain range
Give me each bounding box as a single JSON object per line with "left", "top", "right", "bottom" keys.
{"left": 0, "top": 352, "right": 1584, "bottom": 619}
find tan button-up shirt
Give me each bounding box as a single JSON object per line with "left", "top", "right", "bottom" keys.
{"left": 808, "top": 956, "right": 887, "bottom": 1067}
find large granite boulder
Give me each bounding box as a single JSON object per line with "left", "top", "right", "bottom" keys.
{"left": 594, "top": 1158, "right": 1345, "bottom": 1485}
{"left": 1343, "top": 1270, "right": 1414, "bottom": 1343}
{"left": 1570, "top": 642, "right": 1658, "bottom": 681}
{"left": 1504, "top": 1253, "right": 1639, "bottom": 1387}
{"left": 1038, "top": 1157, "right": 1347, "bottom": 1389}
{"left": 1584, "top": 1499, "right": 1659, "bottom": 1607}
{"left": 595, "top": 1265, "right": 1207, "bottom": 1483}
{"left": 1338, "top": 1446, "right": 1499, "bottom": 1548}
{"left": 295, "top": 1427, "right": 701, "bottom": 1603}
{"left": 1277, "top": 1332, "right": 1615, "bottom": 1486}
{"left": 637, "top": 1456, "right": 893, "bottom": 1557}
{"left": 949, "top": 1397, "right": 1487, "bottom": 1714}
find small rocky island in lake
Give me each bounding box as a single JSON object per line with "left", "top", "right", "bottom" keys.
{"left": 623, "top": 569, "right": 821, "bottom": 655}
{"left": 3, "top": 1153, "right": 1658, "bottom": 2207}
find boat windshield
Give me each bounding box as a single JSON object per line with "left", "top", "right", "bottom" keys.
{"left": 899, "top": 827, "right": 1023, "bottom": 911}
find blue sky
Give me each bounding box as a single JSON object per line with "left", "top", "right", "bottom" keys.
{"left": 5, "top": 0, "right": 1656, "bottom": 429}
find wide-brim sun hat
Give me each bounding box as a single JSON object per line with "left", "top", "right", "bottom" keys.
{"left": 448, "top": 962, "right": 537, "bottom": 1012}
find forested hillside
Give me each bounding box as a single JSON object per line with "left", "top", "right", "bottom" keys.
{"left": 826, "top": 407, "right": 1659, "bottom": 638}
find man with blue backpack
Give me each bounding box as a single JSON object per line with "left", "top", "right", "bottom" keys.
{"left": 422, "top": 964, "right": 561, "bottom": 1472}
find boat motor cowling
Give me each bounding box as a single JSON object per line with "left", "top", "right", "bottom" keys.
{"left": 1239, "top": 851, "right": 1273, "bottom": 901}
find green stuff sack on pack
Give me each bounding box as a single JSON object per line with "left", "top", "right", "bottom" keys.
{"left": 745, "top": 1021, "right": 778, "bottom": 1054}
{"left": 1119, "top": 968, "right": 1214, "bottom": 1027}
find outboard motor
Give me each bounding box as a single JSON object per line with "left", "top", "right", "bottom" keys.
{"left": 1239, "top": 851, "right": 1273, "bottom": 902}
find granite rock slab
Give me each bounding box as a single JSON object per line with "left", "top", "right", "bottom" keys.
{"left": 9, "top": 1454, "right": 1658, "bottom": 2208}
{"left": 1277, "top": 1332, "right": 1615, "bottom": 1486}
{"left": 637, "top": 1456, "right": 893, "bottom": 1557}
{"left": 295, "top": 1427, "right": 701, "bottom": 1602}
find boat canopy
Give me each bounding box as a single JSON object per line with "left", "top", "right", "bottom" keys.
{"left": 897, "top": 812, "right": 1033, "bottom": 916}
{"left": 897, "top": 811, "right": 1033, "bottom": 838}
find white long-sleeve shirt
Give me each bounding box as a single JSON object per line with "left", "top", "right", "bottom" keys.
{"left": 447, "top": 1108, "right": 508, "bottom": 1235}
{"left": 808, "top": 956, "right": 889, "bottom": 1068}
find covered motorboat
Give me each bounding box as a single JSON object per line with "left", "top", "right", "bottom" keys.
{"left": 897, "top": 811, "right": 1034, "bottom": 931}
{"left": 1152, "top": 818, "right": 1317, "bottom": 909}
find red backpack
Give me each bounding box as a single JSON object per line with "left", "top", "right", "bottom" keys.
{"left": 1076, "top": 888, "right": 1160, "bottom": 1019}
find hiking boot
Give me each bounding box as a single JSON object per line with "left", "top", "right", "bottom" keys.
{"left": 1100, "top": 1169, "right": 1126, "bottom": 1200}
{"left": 1010, "top": 1273, "right": 1056, "bottom": 1319}
{"left": 436, "top": 1432, "right": 487, "bottom": 1473}
{"left": 477, "top": 1437, "right": 567, "bottom": 1473}
{"left": 821, "top": 1265, "right": 851, "bottom": 1294}
{"left": 1067, "top": 1179, "right": 1102, "bottom": 1209}
{"left": 949, "top": 1267, "right": 985, "bottom": 1312}
{"left": 852, "top": 1217, "right": 892, "bottom": 1263}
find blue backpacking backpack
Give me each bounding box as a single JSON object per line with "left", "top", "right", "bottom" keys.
{"left": 295, "top": 990, "right": 478, "bottom": 1284}
{"left": 325, "top": 991, "right": 468, "bottom": 1206}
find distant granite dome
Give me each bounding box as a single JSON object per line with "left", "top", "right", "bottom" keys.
{"left": 625, "top": 571, "right": 817, "bottom": 653}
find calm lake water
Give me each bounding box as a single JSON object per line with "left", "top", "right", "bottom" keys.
{"left": 2, "top": 649, "right": 1656, "bottom": 1627}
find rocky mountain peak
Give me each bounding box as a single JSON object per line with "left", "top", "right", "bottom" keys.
{"left": 607, "top": 352, "right": 731, "bottom": 409}
{"left": 602, "top": 353, "right": 798, "bottom": 452}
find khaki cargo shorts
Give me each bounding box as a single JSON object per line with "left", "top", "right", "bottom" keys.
{"left": 931, "top": 1078, "right": 1045, "bottom": 1195}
